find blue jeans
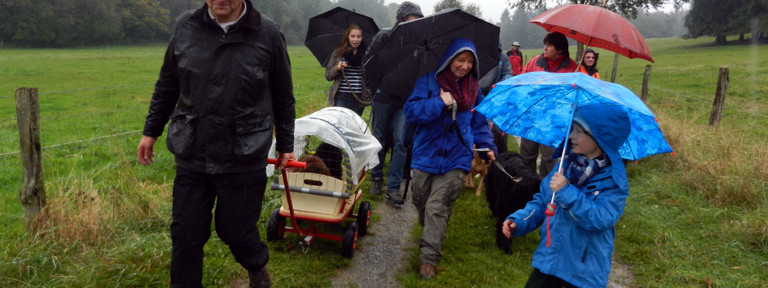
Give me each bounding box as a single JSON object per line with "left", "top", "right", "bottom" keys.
{"left": 334, "top": 92, "right": 365, "bottom": 116}
{"left": 370, "top": 101, "right": 406, "bottom": 192}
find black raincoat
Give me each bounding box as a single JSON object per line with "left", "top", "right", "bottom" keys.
{"left": 362, "top": 1, "right": 423, "bottom": 107}
{"left": 142, "top": 1, "right": 295, "bottom": 174}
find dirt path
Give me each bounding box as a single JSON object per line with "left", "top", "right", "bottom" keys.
{"left": 331, "top": 199, "right": 417, "bottom": 288}
{"left": 608, "top": 260, "right": 635, "bottom": 288}
{"left": 328, "top": 195, "right": 634, "bottom": 288}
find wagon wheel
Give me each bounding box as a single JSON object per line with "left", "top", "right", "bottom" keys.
{"left": 341, "top": 221, "right": 358, "bottom": 258}
{"left": 267, "top": 208, "right": 285, "bottom": 241}
{"left": 356, "top": 201, "right": 371, "bottom": 237}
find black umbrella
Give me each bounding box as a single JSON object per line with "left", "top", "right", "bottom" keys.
{"left": 363, "top": 8, "right": 500, "bottom": 98}
{"left": 305, "top": 7, "right": 380, "bottom": 67}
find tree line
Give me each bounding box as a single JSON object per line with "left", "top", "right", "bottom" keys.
{"left": 0, "top": 0, "right": 399, "bottom": 47}
{"left": 498, "top": 5, "right": 687, "bottom": 50}
{"left": 0, "top": 0, "right": 759, "bottom": 48}
{"left": 685, "top": 0, "right": 768, "bottom": 44}
{"left": 0, "top": 0, "right": 198, "bottom": 47}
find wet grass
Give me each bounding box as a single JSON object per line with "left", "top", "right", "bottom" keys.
{"left": 1, "top": 35, "right": 767, "bottom": 287}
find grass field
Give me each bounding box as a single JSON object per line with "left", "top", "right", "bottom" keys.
{"left": 0, "top": 35, "right": 766, "bottom": 287}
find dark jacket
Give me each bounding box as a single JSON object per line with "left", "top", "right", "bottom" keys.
{"left": 142, "top": 1, "right": 295, "bottom": 174}
{"left": 479, "top": 50, "right": 513, "bottom": 95}
{"left": 363, "top": 1, "right": 423, "bottom": 107}
{"left": 405, "top": 38, "right": 497, "bottom": 175}
{"left": 325, "top": 48, "right": 372, "bottom": 106}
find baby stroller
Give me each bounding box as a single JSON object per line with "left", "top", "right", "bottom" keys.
{"left": 266, "top": 107, "right": 382, "bottom": 258}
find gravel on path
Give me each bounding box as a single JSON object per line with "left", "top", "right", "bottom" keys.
{"left": 331, "top": 199, "right": 417, "bottom": 288}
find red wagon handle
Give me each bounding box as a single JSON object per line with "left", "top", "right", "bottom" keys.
{"left": 268, "top": 157, "right": 308, "bottom": 245}
{"left": 268, "top": 158, "right": 307, "bottom": 169}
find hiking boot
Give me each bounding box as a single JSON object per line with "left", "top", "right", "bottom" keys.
{"left": 249, "top": 267, "right": 271, "bottom": 288}
{"left": 419, "top": 263, "right": 436, "bottom": 279}
{"left": 386, "top": 190, "right": 404, "bottom": 206}
{"left": 369, "top": 178, "right": 383, "bottom": 195}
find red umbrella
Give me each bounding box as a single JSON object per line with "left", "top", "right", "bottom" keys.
{"left": 529, "top": 4, "right": 653, "bottom": 63}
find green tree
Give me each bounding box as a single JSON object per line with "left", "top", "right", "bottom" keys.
{"left": 434, "top": 0, "right": 483, "bottom": 18}
{"left": 337, "top": 0, "right": 395, "bottom": 32}
{"left": 684, "top": 0, "right": 740, "bottom": 44}
{"left": 464, "top": 4, "right": 482, "bottom": 18}
{"left": 730, "top": 0, "right": 768, "bottom": 41}
{"left": 508, "top": 0, "right": 680, "bottom": 19}
{"left": 434, "top": 0, "right": 463, "bottom": 11}
{"left": 120, "top": 0, "right": 170, "bottom": 43}
{"left": 499, "top": 8, "right": 514, "bottom": 49}
{"left": 509, "top": 4, "right": 548, "bottom": 50}
{"left": 163, "top": 0, "right": 199, "bottom": 21}
{"left": 627, "top": 10, "right": 687, "bottom": 39}
{"left": 0, "top": 1, "right": 45, "bottom": 46}
{"left": 254, "top": 0, "right": 337, "bottom": 45}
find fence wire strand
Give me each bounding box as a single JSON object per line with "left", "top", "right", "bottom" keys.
{"left": 0, "top": 83, "right": 154, "bottom": 99}
{"left": 649, "top": 84, "right": 768, "bottom": 118}
{"left": 0, "top": 130, "right": 142, "bottom": 158}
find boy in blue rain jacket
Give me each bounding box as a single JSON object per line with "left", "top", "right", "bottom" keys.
{"left": 405, "top": 37, "right": 497, "bottom": 279}
{"left": 502, "top": 104, "right": 631, "bottom": 288}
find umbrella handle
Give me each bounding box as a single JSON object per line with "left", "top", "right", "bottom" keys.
{"left": 450, "top": 96, "right": 457, "bottom": 120}
{"left": 552, "top": 111, "right": 575, "bottom": 204}
{"left": 556, "top": 135, "right": 569, "bottom": 175}
{"left": 551, "top": 137, "right": 569, "bottom": 205}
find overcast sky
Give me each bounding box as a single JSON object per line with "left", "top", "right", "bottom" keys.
{"left": 382, "top": 1, "right": 685, "bottom": 24}
{"left": 382, "top": 0, "right": 512, "bottom": 23}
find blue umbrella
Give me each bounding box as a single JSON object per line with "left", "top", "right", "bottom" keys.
{"left": 475, "top": 72, "right": 673, "bottom": 162}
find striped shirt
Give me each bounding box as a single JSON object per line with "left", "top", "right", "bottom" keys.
{"left": 337, "top": 66, "right": 364, "bottom": 94}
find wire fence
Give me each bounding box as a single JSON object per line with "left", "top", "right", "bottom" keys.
{"left": 1, "top": 79, "right": 766, "bottom": 199}
{"left": 2, "top": 80, "right": 767, "bottom": 157}
{"left": 649, "top": 84, "right": 768, "bottom": 119}
{"left": 1, "top": 84, "right": 158, "bottom": 215}
{"left": 0, "top": 82, "right": 331, "bottom": 203}
{"left": 0, "top": 83, "right": 154, "bottom": 100}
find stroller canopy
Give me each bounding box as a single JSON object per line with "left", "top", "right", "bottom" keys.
{"left": 268, "top": 107, "right": 382, "bottom": 184}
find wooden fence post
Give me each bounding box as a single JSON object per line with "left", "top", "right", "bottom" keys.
{"left": 641, "top": 65, "right": 652, "bottom": 101}
{"left": 610, "top": 53, "right": 619, "bottom": 83}
{"left": 709, "top": 67, "right": 729, "bottom": 127}
{"left": 15, "top": 87, "right": 46, "bottom": 234}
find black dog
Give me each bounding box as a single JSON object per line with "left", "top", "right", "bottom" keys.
{"left": 484, "top": 151, "right": 541, "bottom": 254}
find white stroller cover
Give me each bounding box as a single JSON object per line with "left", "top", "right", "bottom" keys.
{"left": 267, "top": 107, "right": 382, "bottom": 185}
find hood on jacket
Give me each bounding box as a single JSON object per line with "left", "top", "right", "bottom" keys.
{"left": 435, "top": 37, "right": 480, "bottom": 79}
{"left": 395, "top": 2, "right": 424, "bottom": 25}
{"left": 555, "top": 103, "right": 630, "bottom": 190}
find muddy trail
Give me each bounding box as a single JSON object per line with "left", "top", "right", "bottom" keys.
{"left": 328, "top": 197, "right": 633, "bottom": 287}
{"left": 331, "top": 200, "right": 418, "bottom": 288}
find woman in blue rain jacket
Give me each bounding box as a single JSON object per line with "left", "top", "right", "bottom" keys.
{"left": 404, "top": 37, "right": 497, "bottom": 279}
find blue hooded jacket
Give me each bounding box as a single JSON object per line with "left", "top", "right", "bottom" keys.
{"left": 404, "top": 38, "right": 497, "bottom": 175}
{"left": 506, "top": 104, "right": 630, "bottom": 288}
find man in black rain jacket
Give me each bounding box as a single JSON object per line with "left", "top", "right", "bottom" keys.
{"left": 137, "top": 0, "right": 295, "bottom": 287}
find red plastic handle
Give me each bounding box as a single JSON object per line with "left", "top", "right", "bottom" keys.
{"left": 545, "top": 203, "right": 556, "bottom": 216}
{"left": 268, "top": 158, "right": 307, "bottom": 169}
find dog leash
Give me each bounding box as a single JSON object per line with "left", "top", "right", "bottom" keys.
{"left": 341, "top": 70, "right": 372, "bottom": 105}
{"left": 491, "top": 161, "right": 523, "bottom": 183}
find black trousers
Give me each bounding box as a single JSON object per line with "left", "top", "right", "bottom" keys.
{"left": 525, "top": 268, "right": 577, "bottom": 288}
{"left": 170, "top": 166, "right": 269, "bottom": 288}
